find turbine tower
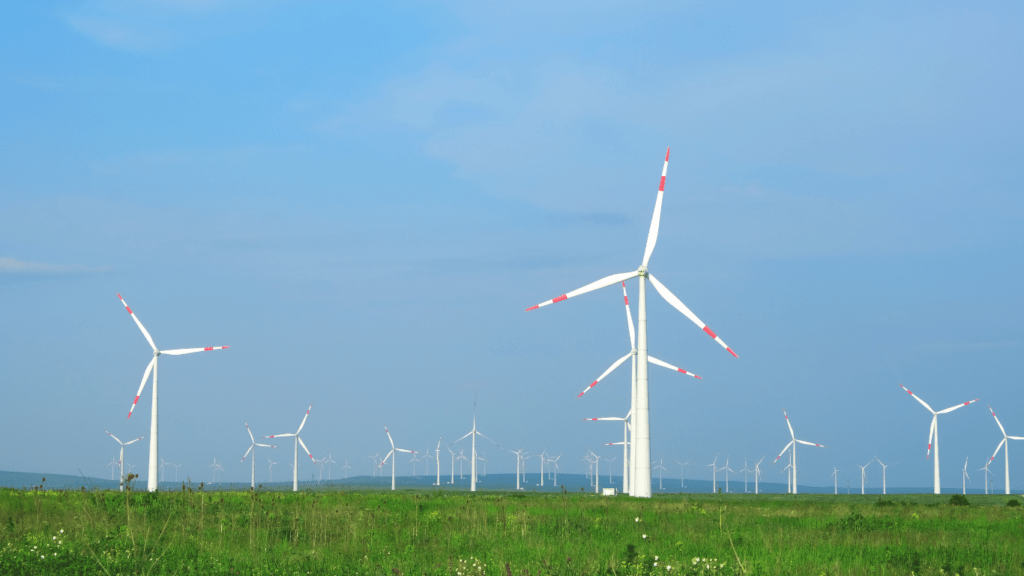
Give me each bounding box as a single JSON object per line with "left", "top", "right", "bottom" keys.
{"left": 105, "top": 430, "right": 143, "bottom": 492}
{"left": 986, "top": 405, "right": 1024, "bottom": 495}
{"left": 899, "top": 384, "right": 979, "bottom": 494}
{"left": 874, "top": 457, "right": 890, "bottom": 495}
{"left": 772, "top": 410, "right": 825, "bottom": 495}
{"left": 263, "top": 404, "right": 316, "bottom": 492}
{"left": 241, "top": 422, "right": 275, "bottom": 489}
{"left": 117, "top": 294, "right": 229, "bottom": 492}
{"left": 962, "top": 456, "right": 970, "bottom": 495}
{"left": 525, "top": 148, "right": 739, "bottom": 498}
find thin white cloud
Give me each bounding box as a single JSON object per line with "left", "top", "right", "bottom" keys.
{"left": 0, "top": 257, "right": 111, "bottom": 275}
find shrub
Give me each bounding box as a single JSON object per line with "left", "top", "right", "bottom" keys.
{"left": 948, "top": 494, "right": 969, "bottom": 506}
{"left": 1006, "top": 499, "right": 1020, "bottom": 508}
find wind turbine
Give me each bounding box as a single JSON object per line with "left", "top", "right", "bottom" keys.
{"left": 535, "top": 449, "right": 548, "bottom": 487}
{"left": 899, "top": 384, "right": 979, "bottom": 494}
{"left": 874, "top": 457, "right": 890, "bottom": 495}
{"left": 209, "top": 458, "right": 223, "bottom": 484}
{"left": 782, "top": 462, "right": 793, "bottom": 494}
{"left": 677, "top": 461, "right": 689, "bottom": 489}
{"left": 263, "top": 404, "right": 316, "bottom": 492}
{"left": 322, "top": 452, "right": 337, "bottom": 481}
{"left": 979, "top": 462, "right": 992, "bottom": 494}
{"left": 106, "top": 431, "right": 143, "bottom": 492}
{"left": 707, "top": 456, "right": 718, "bottom": 493}
{"left": 159, "top": 458, "right": 170, "bottom": 483}
{"left": 752, "top": 458, "right": 764, "bottom": 494}
{"left": 723, "top": 457, "right": 735, "bottom": 493}
{"left": 447, "top": 447, "right": 456, "bottom": 484}
{"left": 962, "top": 456, "right": 970, "bottom": 495}
{"left": 549, "top": 454, "right": 561, "bottom": 485}
{"left": 772, "top": 410, "right": 825, "bottom": 495}
{"left": 589, "top": 451, "right": 602, "bottom": 493}
{"left": 986, "top": 405, "right": 1024, "bottom": 495}
{"left": 341, "top": 460, "right": 352, "bottom": 480}
{"left": 510, "top": 448, "right": 528, "bottom": 490}
{"left": 107, "top": 456, "right": 119, "bottom": 481}
{"left": 654, "top": 457, "right": 667, "bottom": 491}
{"left": 831, "top": 466, "right": 839, "bottom": 495}
{"left": 241, "top": 422, "right": 276, "bottom": 489}
{"left": 379, "top": 426, "right": 415, "bottom": 491}
{"left": 117, "top": 294, "right": 229, "bottom": 492}
{"left": 169, "top": 462, "right": 181, "bottom": 482}
{"left": 453, "top": 413, "right": 498, "bottom": 492}
{"left": 857, "top": 460, "right": 872, "bottom": 495}
{"left": 433, "top": 438, "right": 442, "bottom": 486}
{"left": 606, "top": 456, "right": 617, "bottom": 484}
{"left": 525, "top": 149, "right": 739, "bottom": 498}
{"left": 457, "top": 449, "right": 468, "bottom": 479}
{"left": 585, "top": 412, "right": 630, "bottom": 494}
{"left": 267, "top": 457, "right": 279, "bottom": 482}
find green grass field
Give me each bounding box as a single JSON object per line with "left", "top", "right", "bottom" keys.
{"left": 1, "top": 482, "right": 1021, "bottom": 575}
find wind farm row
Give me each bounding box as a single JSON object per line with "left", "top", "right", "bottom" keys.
{"left": 96, "top": 148, "right": 1020, "bottom": 498}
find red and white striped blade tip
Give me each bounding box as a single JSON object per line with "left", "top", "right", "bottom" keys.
{"left": 525, "top": 271, "right": 639, "bottom": 311}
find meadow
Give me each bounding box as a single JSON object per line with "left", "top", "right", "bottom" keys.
{"left": 1, "top": 480, "right": 1021, "bottom": 576}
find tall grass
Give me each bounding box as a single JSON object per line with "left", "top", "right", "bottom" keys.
{"left": 0, "top": 481, "right": 1021, "bottom": 575}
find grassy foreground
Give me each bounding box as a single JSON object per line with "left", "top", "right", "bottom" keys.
{"left": 0, "top": 484, "right": 1022, "bottom": 575}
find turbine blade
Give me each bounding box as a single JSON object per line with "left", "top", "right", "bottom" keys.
{"left": 245, "top": 422, "right": 255, "bottom": 443}
{"left": 989, "top": 406, "right": 1008, "bottom": 437}
{"left": 648, "top": 356, "right": 702, "bottom": 379}
{"left": 396, "top": 448, "right": 415, "bottom": 454}
{"left": 899, "top": 384, "right": 935, "bottom": 413}
{"left": 936, "top": 398, "right": 980, "bottom": 414}
{"left": 117, "top": 294, "right": 157, "bottom": 351}
{"left": 381, "top": 449, "right": 394, "bottom": 466}
{"left": 124, "top": 436, "right": 144, "bottom": 445}
{"left": 162, "top": 346, "right": 229, "bottom": 355}
{"left": 386, "top": 426, "right": 396, "bottom": 448}
{"left": 454, "top": 430, "right": 473, "bottom": 443}
{"left": 796, "top": 440, "right": 825, "bottom": 448}
{"left": 784, "top": 410, "right": 795, "bottom": 440}
{"left": 641, "top": 147, "right": 669, "bottom": 268}
{"left": 242, "top": 445, "right": 254, "bottom": 462}
{"left": 927, "top": 417, "right": 936, "bottom": 458}
{"left": 647, "top": 273, "right": 737, "bottom": 358}
{"left": 106, "top": 430, "right": 123, "bottom": 445}
{"left": 297, "top": 436, "right": 314, "bottom": 460}
{"left": 297, "top": 404, "right": 312, "bottom": 434}
{"left": 264, "top": 433, "right": 295, "bottom": 438}
{"left": 578, "top": 351, "right": 633, "bottom": 398}
{"left": 622, "top": 282, "right": 636, "bottom": 350}
{"left": 128, "top": 358, "right": 156, "bottom": 419}
{"left": 583, "top": 417, "right": 625, "bottom": 421}
{"left": 525, "top": 271, "right": 639, "bottom": 311}
{"left": 774, "top": 440, "right": 794, "bottom": 462}
{"left": 256, "top": 443, "right": 276, "bottom": 448}
{"left": 1008, "top": 436, "right": 1024, "bottom": 441}
{"left": 990, "top": 438, "right": 1007, "bottom": 463}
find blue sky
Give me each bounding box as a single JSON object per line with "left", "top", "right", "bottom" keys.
{"left": 2, "top": 0, "right": 1022, "bottom": 491}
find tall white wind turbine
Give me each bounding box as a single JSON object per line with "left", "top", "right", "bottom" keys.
{"left": 106, "top": 430, "right": 143, "bottom": 492}
{"left": 707, "top": 455, "right": 718, "bottom": 493}
{"left": 772, "top": 410, "right": 825, "bottom": 495}
{"left": 453, "top": 414, "right": 497, "bottom": 492}
{"left": 241, "top": 422, "right": 276, "bottom": 489}
{"left": 379, "top": 426, "right": 415, "bottom": 491}
{"left": 753, "top": 457, "right": 764, "bottom": 495}
{"left": 899, "top": 384, "right": 979, "bottom": 494}
{"left": 525, "top": 149, "right": 739, "bottom": 498}
{"left": 263, "top": 404, "right": 315, "bottom": 492}
{"left": 986, "top": 405, "right": 1024, "bottom": 495}
{"left": 831, "top": 466, "right": 839, "bottom": 495}
{"left": 857, "top": 460, "right": 872, "bottom": 495}
{"left": 117, "top": 294, "right": 229, "bottom": 492}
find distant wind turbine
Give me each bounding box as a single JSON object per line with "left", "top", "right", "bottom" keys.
{"left": 263, "top": 404, "right": 316, "bottom": 492}
{"left": 772, "top": 410, "right": 825, "bottom": 495}
{"left": 241, "top": 422, "right": 275, "bottom": 489}
{"left": 962, "top": 456, "right": 970, "bottom": 495}
{"left": 106, "top": 431, "right": 143, "bottom": 492}
{"left": 379, "top": 426, "right": 415, "bottom": 491}
{"left": 857, "top": 460, "right": 872, "bottom": 495}
{"left": 831, "top": 466, "right": 839, "bottom": 495}
{"left": 874, "top": 457, "right": 890, "bottom": 495}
